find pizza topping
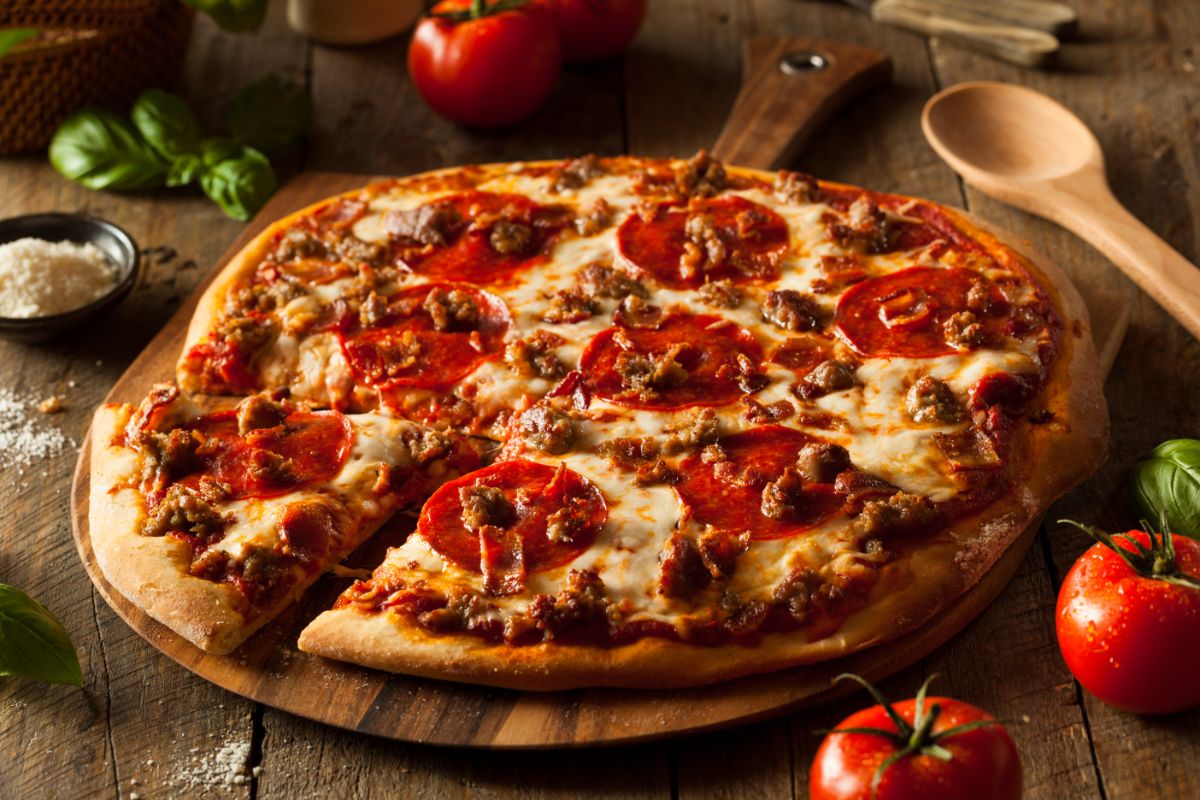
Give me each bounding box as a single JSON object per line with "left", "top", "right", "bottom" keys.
{"left": 170, "top": 409, "right": 353, "bottom": 501}
{"left": 611, "top": 294, "right": 664, "bottom": 329}
{"left": 856, "top": 492, "right": 938, "bottom": 538}
{"left": 418, "top": 460, "right": 606, "bottom": 575}
{"left": 835, "top": 266, "right": 1013, "bottom": 358}
{"left": 793, "top": 359, "right": 858, "bottom": 400}
{"left": 504, "top": 330, "right": 566, "bottom": 380}
{"left": 235, "top": 393, "right": 289, "bottom": 435}
{"left": 422, "top": 286, "right": 481, "bottom": 331}
{"left": 905, "top": 375, "right": 966, "bottom": 424}
{"left": 384, "top": 201, "right": 462, "bottom": 247}
{"left": 658, "top": 533, "right": 710, "bottom": 599}
{"left": 417, "top": 589, "right": 493, "bottom": 634}
{"left": 516, "top": 405, "right": 575, "bottom": 454}
{"left": 634, "top": 458, "right": 681, "bottom": 486}
{"left": 675, "top": 426, "right": 844, "bottom": 540}
{"left": 581, "top": 313, "right": 765, "bottom": 410}
{"left": 933, "top": 428, "right": 1001, "bottom": 470}
{"left": 834, "top": 470, "right": 900, "bottom": 510}
{"left": 698, "top": 529, "right": 751, "bottom": 581}
{"left": 743, "top": 396, "right": 795, "bottom": 423}
{"left": 340, "top": 283, "right": 510, "bottom": 389}
{"left": 575, "top": 198, "right": 613, "bottom": 236}
{"left": 662, "top": 407, "right": 720, "bottom": 451}
{"left": 698, "top": 278, "right": 743, "bottom": 309}
{"left": 773, "top": 565, "right": 820, "bottom": 623}
{"left": 395, "top": 192, "right": 566, "bottom": 282}
{"left": 278, "top": 501, "right": 336, "bottom": 565}
{"left": 551, "top": 153, "right": 604, "bottom": 192}
{"left": 770, "top": 335, "right": 831, "bottom": 377}
{"left": 142, "top": 484, "right": 226, "bottom": 539}
{"left": 672, "top": 149, "right": 726, "bottom": 198}
{"left": 543, "top": 288, "right": 597, "bottom": 324}
{"left": 578, "top": 261, "right": 647, "bottom": 300}
{"left": 527, "top": 569, "right": 611, "bottom": 639}
{"left": 273, "top": 228, "right": 326, "bottom": 262}
{"left": 459, "top": 484, "right": 515, "bottom": 530}
{"left": 489, "top": 218, "right": 533, "bottom": 255}
{"left": 774, "top": 169, "right": 820, "bottom": 204}
{"left": 617, "top": 196, "right": 788, "bottom": 289}
{"left": 762, "top": 289, "right": 824, "bottom": 332}
{"left": 795, "top": 442, "right": 851, "bottom": 484}
{"left": 826, "top": 195, "right": 891, "bottom": 253}
{"left": 812, "top": 254, "right": 869, "bottom": 294}
{"left": 943, "top": 310, "right": 987, "bottom": 351}
{"left": 598, "top": 436, "right": 660, "bottom": 469}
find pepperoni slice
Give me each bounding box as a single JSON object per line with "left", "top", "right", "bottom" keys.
{"left": 769, "top": 335, "right": 831, "bottom": 378}
{"left": 617, "top": 196, "right": 789, "bottom": 289}
{"left": 834, "top": 267, "right": 1009, "bottom": 358}
{"left": 338, "top": 283, "right": 510, "bottom": 390}
{"left": 399, "top": 191, "right": 566, "bottom": 283}
{"left": 674, "top": 426, "right": 843, "bottom": 540}
{"left": 177, "top": 410, "right": 354, "bottom": 500}
{"left": 579, "top": 312, "right": 765, "bottom": 411}
{"left": 418, "top": 460, "right": 606, "bottom": 575}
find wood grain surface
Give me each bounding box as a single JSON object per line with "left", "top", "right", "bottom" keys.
{"left": 2, "top": 0, "right": 1198, "bottom": 797}
{"left": 66, "top": 171, "right": 1122, "bottom": 748}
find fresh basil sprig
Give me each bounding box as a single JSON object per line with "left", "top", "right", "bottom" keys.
{"left": 180, "top": 0, "right": 269, "bottom": 32}
{"left": 49, "top": 76, "right": 309, "bottom": 222}
{"left": 1128, "top": 439, "right": 1200, "bottom": 540}
{"left": 0, "top": 584, "right": 82, "bottom": 687}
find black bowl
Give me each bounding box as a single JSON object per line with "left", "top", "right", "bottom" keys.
{"left": 0, "top": 213, "right": 140, "bottom": 343}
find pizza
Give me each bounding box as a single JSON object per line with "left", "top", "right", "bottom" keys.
{"left": 89, "top": 152, "right": 1108, "bottom": 689}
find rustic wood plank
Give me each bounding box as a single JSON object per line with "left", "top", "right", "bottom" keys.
{"left": 0, "top": 6, "right": 307, "bottom": 799}
{"left": 941, "top": 2, "right": 1200, "bottom": 798}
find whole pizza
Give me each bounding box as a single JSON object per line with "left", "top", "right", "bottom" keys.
{"left": 88, "top": 152, "right": 1108, "bottom": 689}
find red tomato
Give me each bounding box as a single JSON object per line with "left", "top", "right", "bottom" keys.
{"left": 408, "top": 0, "right": 562, "bottom": 128}
{"left": 534, "top": 0, "right": 647, "bottom": 64}
{"left": 1056, "top": 529, "right": 1200, "bottom": 714}
{"left": 810, "top": 693, "right": 1022, "bottom": 800}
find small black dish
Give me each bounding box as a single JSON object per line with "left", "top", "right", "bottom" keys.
{"left": 0, "top": 213, "right": 140, "bottom": 343}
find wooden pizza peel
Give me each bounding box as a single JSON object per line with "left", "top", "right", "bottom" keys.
{"left": 70, "top": 36, "right": 1127, "bottom": 747}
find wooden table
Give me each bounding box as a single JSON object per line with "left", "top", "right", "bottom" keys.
{"left": 2, "top": 1, "right": 1197, "bottom": 797}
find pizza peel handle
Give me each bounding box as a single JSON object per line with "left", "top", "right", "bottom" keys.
{"left": 710, "top": 37, "right": 893, "bottom": 171}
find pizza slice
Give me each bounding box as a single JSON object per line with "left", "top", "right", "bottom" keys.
{"left": 88, "top": 384, "right": 481, "bottom": 654}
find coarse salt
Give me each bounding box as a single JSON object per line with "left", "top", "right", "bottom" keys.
{"left": 0, "top": 237, "right": 118, "bottom": 318}
{"left": 0, "top": 388, "right": 69, "bottom": 468}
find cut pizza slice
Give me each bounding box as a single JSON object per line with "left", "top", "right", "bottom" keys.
{"left": 88, "top": 384, "right": 482, "bottom": 654}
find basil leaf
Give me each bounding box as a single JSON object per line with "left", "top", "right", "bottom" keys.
{"left": 0, "top": 28, "right": 39, "bottom": 58}
{"left": 167, "top": 154, "right": 203, "bottom": 187}
{"left": 131, "top": 89, "right": 203, "bottom": 160}
{"left": 180, "top": 0, "right": 268, "bottom": 32}
{"left": 49, "top": 107, "right": 168, "bottom": 191}
{"left": 200, "top": 146, "right": 277, "bottom": 222}
{"left": 0, "top": 584, "right": 82, "bottom": 687}
{"left": 1128, "top": 439, "right": 1200, "bottom": 540}
{"left": 227, "top": 74, "right": 310, "bottom": 155}
{"left": 199, "top": 136, "right": 242, "bottom": 167}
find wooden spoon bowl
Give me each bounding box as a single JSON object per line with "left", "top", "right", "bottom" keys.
{"left": 923, "top": 81, "right": 1200, "bottom": 341}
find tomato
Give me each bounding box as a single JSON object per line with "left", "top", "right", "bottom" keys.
{"left": 534, "top": 0, "right": 647, "bottom": 63}
{"left": 408, "top": 0, "right": 562, "bottom": 128}
{"left": 810, "top": 677, "right": 1021, "bottom": 800}
{"left": 1055, "top": 526, "right": 1200, "bottom": 714}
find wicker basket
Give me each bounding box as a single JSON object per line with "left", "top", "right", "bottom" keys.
{"left": 0, "top": 0, "right": 194, "bottom": 156}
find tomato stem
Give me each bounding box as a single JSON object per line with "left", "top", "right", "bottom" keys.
{"left": 1059, "top": 520, "right": 1200, "bottom": 590}
{"left": 429, "top": 0, "right": 529, "bottom": 22}
{"left": 830, "top": 673, "right": 1003, "bottom": 800}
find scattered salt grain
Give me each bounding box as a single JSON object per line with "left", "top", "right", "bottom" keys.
{"left": 0, "top": 237, "right": 118, "bottom": 318}
{"left": 0, "top": 388, "right": 69, "bottom": 468}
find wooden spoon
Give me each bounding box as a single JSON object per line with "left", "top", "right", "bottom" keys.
{"left": 922, "top": 81, "right": 1200, "bottom": 341}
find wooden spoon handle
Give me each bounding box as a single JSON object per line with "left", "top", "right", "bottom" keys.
{"left": 884, "top": 0, "right": 1077, "bottom": 36}
{"left": 873, "top": 0, "right": 1060, "bottom": 67}
{"left": 710, "top": 36, "right": 891, "bottom": 170}
{"left": 1055, "top": 187, "right": 1200, "bottom": 341}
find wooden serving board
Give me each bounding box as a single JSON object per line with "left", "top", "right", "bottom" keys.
{"left": 70, "top": 170, "right": 1127, "bottom": 748}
